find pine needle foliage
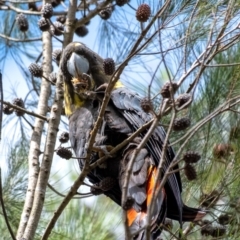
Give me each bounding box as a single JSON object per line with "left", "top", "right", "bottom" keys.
{"left": 2, "top": 0, "right": 240, "bottom": 239}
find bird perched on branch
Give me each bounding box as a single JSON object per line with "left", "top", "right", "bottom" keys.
{"left": 60, "top": 42, "right": 205, "bottom": 239}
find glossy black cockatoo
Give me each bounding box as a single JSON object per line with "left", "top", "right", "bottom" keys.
{"left": 60, "top": 42, "right": 205, "bottom": 239}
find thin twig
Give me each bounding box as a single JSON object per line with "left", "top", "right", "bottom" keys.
{"left": 47, "top": 183, "right": 92, "bottom": 199}
{"left": 22, "top": 115, "right": 34, "bottom": 130}
{"left": 2, "top": 100, "right": 48, "bottom": 122}
{"left": 0, "top": 33, "right": 42, "bottom": 42}
{"left": 2, "top": 4, "right": 66, "bottom": 16}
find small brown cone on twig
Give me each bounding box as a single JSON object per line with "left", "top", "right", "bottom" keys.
{"left": 172, "top": 117, "right": 191, "bottom": 131}
{"left": 59, "top": 132, "right": 69, "bottom": 143}
{"left": 116, "top": 0, "right": 128, "bottom": 7}
{"left": 51, "top": 0, "right": 61, "bottom": 8}
{"left": 160, "top": 82, "right": 178, "bottom": 98}
{"left": 218, "top": 214, "right": 231, "bottom": 225}
{"left": 52, "top": 49, "right": 62, "bottom": 65}
{"left": 41, "top": 3, "right": 53, "bottom": 18}
{"left": 213, "top": 143, "right": 232, "bottom": 158}
{"left": 16, "top": 13, "right": 29, "bottom": 32}
{"left": 13, "top": 98, "right": 25, "bottom": 117}
{"left": 136, "top": 4, "right": 151, "bottom": 22}
{"left": 140, "top": 97, "right": 153, "bottom": 113}
{"left": 99, "top": 4, "right": 113, "bottom": 20}
{"left": 183, "top": 151, "right": 201, "bottom": 164}
{"left": 28, "top": 3, "right": 38, "bottom": 11}
{"left": 75, "top": 25, "right": 89, "bottom": 37}
{"left": 3, "top": 105, "right": 14, "bottom": 115}
{"left": 201, "top": 224, "right": 214, "bottom": 236}
{"left": 28, "top": 63, "right": 43, "bottom": 77}
{"left": 56, "top": 147, "right": 72, "bottom": 160}
{"left": 38, "top": 17, "right": 50, "bottom": 31}
{"left": 184, "top": 164, "right": 197, "bottom": 181}
{"left": 175, "top": 93, "right": 191, "bottom": 108}
{"left": 103, "top": 58, "right": 115, "bottom": 75}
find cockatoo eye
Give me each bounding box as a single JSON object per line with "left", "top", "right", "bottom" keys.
{"left": 67, "top": 52, "right": 89, "bottom": 77}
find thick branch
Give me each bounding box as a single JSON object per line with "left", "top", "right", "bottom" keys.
{"left": 16, "top": 19, "right": 52, "bottom": 240}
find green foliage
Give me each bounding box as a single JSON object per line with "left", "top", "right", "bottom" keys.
{"left": 0, "top": 139, "right": 121, "bottom": 240}
{"left": 0, "top": 138, "right": 28, "bottom": 238}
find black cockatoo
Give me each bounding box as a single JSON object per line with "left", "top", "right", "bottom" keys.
{"left": 60, "top": 42, "right": 205, "bottom": 239}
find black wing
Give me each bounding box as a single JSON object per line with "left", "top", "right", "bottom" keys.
{"left": 109, "top": 87, "right": 199, "bottom": 222}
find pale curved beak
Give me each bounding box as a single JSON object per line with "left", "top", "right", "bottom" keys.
{"left": 67, "top": 52, "right": 89, "bottom": 77}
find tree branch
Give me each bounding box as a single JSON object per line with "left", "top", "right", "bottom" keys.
{"left": 0, "top": 33, "right": 42, "bottom": 42}
{"left": 16, "top": 8, "right": 53, "bottom": 239}
{"left": 2, "top": 100, "right": 48, "bottom": 122}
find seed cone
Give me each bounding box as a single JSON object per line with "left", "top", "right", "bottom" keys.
{"left": 28, "top": 63, "right": 43, "bottom": 77}
{"left": 183, "top": 151, "right": 201, "bottom": 164}
{"left": 160, "top": 82, "right": 178, "bottom": 98}
{"left": 75, "top": 25, "right": 89, "bottom": 37}
{"left": 175, "top": 93, "right": 191, "bottom": 108}
{"left": 41, "top": 3, "right": 53, "bottom": 18}
{"left": 136, "top": 3, "right": 151, "bottom": 22}
{"left": 13, "top": 98, "right": 25, "bottom": 117}
{"left": 140, "top": 97, "right": 153, "bottom": 113}
{"left": 38, "top": 17, "right": 50, "bottom": 31}
{"left": 116, "top": 0, "right": 128, "bottom": 6}
{"left": 59, "top": 131, "right": 69, "bottom": 143}
{"left": 56, "top": 147, "right": 72, "bottom": 160}
{"left": 103, "top": 58, "right": 115, "bottom": 75}
{"left": 16, "top": 13, "right": 29, "bottom": 32}
{"left": 51, "top": 0, "right": 61, "bottom": 8}
{"left": 201, "top": 224, "right": 214, "bottom": 236}
{"left": 184, "top": 164, "right": 197, "bottom": 181}
{"left": 52, "top": 49, "right": 62, "bottom": 65}
{"left": 213, "top": 143, "right": 232, "bottom": 158}
{"left": 99, "top": 5, "right": 113, "bottom": 20}
{"left": 218, "top": 214, "right": 230, "bottom": 225}
{"left": 173, "top": 117, "right": 191, "bottom": 131}
{"left": 28, "top": 3, "right": 38, "bottom": 11}
{"left": 3, "top": 105, "right": 14, "bottom": 115}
